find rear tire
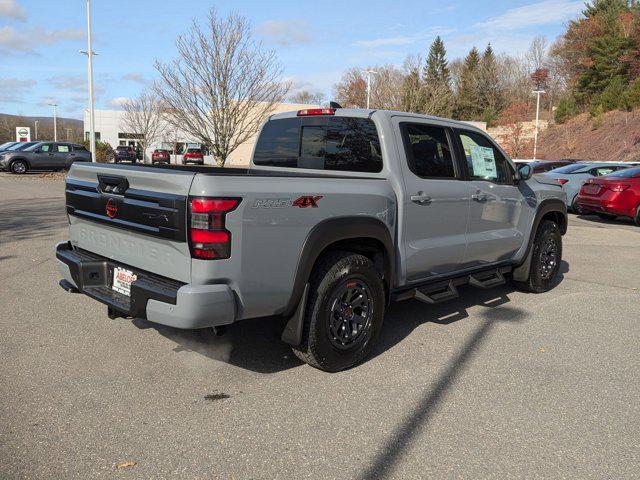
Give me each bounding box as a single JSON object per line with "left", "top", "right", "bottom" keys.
{"left": 292, "top": 251, "right": 385, "bottom": 372}
{"left": 597, "top": 213, "right": 616, "bottom": 221}
{"left": 514, "top": 220, "right": 562, "bottom": 293}
{"left": 572, "top": 196, "right": 585, "bottom": 215}
{"left": 634, "top": 205, "right": 640, "bottom": 227}
{"left": 10, "top": 160, "right": 27, "bottom": 174}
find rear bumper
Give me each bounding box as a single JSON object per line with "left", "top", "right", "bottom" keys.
{"left": 56, "top": 241, "right": 236, "bottom": 329}
{"left": 576, "top": 195, "right": 635, "bottom": 217}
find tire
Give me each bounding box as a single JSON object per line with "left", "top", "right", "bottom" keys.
{"left": 292, "top": 251, "right": 385, "bottom": 372}
{"left": 572, "top": 196, "right": 586, "bottom": 215}
{"left": 514, "top": 220, "right": 562, "bottom": 293}
{"left": 634, "top": 205, "right": 640, "bottom": 227}
{"left": 10, "top": 160, "right": 27, "bottom": 174}
{"left": 597, "top": 213, "right": 616, "bottom": 221}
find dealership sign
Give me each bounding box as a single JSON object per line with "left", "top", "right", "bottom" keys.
{"left": 16, "top": 127, "right": 31, "bottom": 142}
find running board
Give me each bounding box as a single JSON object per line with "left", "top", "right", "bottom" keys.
{"left": 415, "top": 281, "right": 459, "bottom": 304}
{"left": 468, "top": 270, "right": 506, "bottom": 289}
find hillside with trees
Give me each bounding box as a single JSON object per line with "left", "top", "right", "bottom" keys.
{"left": 0, "top": 113, "right": 83, "bottom": 143}
{"left": 332, "top": 0, "right": 640, "bottom": 161}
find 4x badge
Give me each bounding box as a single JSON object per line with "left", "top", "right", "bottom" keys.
{"left": 252, "top": 195, "right": 323, "bottom": 209}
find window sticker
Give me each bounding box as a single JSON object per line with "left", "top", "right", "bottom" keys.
{"left": 470, "top": 145, "right": 497, "bottom": 178}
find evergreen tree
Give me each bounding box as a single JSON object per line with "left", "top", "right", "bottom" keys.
{"left": 477, "top": 44, "right": 504, "bottom": 126}
{"left": 454, "top": 47, "right": 482, "bottom": 120}
{"left": 422, "top": 36, "right": 453, "bottom": 117}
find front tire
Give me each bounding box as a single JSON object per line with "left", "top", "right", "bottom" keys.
{"left": 572, "top": 196, "right": 585, "bottom": 215}
{"left": 292, "top": 251, "right": 385, "bottom": 372}
{"left": 634, "top": 205, "right": 640, "bottom": 227}
{"left": 514, "top": 220, "right": 562, "bottom": 293}
{"left": 10, "top": 160, "right": 27, "bottom": 174}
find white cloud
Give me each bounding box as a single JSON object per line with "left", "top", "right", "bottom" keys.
{"left": 0, "top": 0, "right": 26, "bottom": 21}
{"left": 107, "top": 97, "right": 130, "bottom": 108}
{"left": 354, "top": 27, "right": 456, "bottom": 49}
{"left": 122, "top": 72, "right": 148, "bottom": 85}
{"left": 476, "top": 0, "right": 583, "bottom": 30}
{"left": 256, "top": 19, "right": 312, "bottom": 46}
{"left": 48, "top": 75, "right": 85, "bottom": 92}
{"left": 0, "top": 25, "right": 84, "bottom": 54}
{"left": 0, "top": 77, "right": 35, "bottom": 103}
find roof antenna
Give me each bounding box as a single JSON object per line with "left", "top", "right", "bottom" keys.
{"left": 329, "top": 101, "right": 342, "bottom": 109}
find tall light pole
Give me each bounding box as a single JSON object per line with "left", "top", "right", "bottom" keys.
{"left": 80, "top": 0, "right": 97, "bottom": 162}
{"left": 34, "top": 120, "right": 38, "bottom": 140}
{"left": 48, "top": 103, "right": 58, "bottom": 141}
{"left": 532, "top": 90, "right": 545, "bottom": 160}
{"left": 363, "top": 69, "right": 377, "bottom": 109}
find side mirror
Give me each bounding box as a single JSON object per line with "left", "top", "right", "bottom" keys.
{"left": 518, "top": 164, "right": 533, "bottom": 181}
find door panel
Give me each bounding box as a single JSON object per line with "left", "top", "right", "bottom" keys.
{"left": 454, "top": 129, "right": 528, "bottom": 266}
{"left": 394, "top": 119, "right": 471, "bottom": 281}
{"left": 32, "top": 143, "right": 56, "bottom": 168}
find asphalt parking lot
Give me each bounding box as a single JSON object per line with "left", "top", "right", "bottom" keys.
{"left": 1, "top": 172, "right": 639, "bottom": 479}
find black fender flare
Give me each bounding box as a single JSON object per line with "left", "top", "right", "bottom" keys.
{"left": 281, "top": 216, "right": 395, "bottom": 346}
{"left": 512, "top": 198, "right": 567, "bottom": 282}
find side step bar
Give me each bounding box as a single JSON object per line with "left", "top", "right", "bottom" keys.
{"left": 396, "top": 266, "right": 511, "bottom": 305}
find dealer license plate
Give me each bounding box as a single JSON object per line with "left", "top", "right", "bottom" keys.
{"left": 112, "top": 267, "right": 137, "bottom": 296}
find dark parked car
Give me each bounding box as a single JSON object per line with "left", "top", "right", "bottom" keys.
{"left": 515, "top": 159, "right": 575, "bottom": 174}
{"left": 151, "top": 148, "right": 170, "bottom": 164}
{"left": 0, "top": 142, "right": 91, "bottom": 174}
{"left": 182, "top": 147, "right": 204, "bottom": 165}
{"left": 114, "top": 146, "right": 137, "bottom": 163}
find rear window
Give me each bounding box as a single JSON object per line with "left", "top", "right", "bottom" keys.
{"left": 254, "top": 116, "right": 382, "bottom": 173}
{"left": 116, "top": 146, "right": 128, "bottom": 151}
{"left": 552, "top": 164, "right": 586, "bottom": 173}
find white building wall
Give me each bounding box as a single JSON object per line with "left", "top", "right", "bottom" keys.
{"left": 84, "top": 103, "right": 316, "bottom": 166}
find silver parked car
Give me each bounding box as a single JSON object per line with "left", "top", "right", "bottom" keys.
{"left": 542, "top": 162, "right": 631, "bottom": 213}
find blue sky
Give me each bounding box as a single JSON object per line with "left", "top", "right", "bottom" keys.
{"left": 0, "top": 0, "right": 585, "bottom": 118}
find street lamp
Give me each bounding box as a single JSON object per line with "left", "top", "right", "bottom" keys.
{"left": 532, "top": 90, "right": 545, "bottom": 160}
{"left": 34, "top": 120, "right": 38, "bottom": 140}
{"left": 80, "top": 0, "right": 97, "bottom": 162}
{"left": 48, "top": 103, "right": 58, "bottom": 141}
{"left": 363, "top": 69, "right": 377, "bottom": 109}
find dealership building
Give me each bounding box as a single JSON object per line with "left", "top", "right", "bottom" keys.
{"left": 84, "top": 102, "right": 315, "bottom": 166}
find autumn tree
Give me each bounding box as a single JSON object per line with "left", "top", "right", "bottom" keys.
{"left": 333, "top": 68, "right": 367, "bottom": 107}
{"left": 154, "top": 9, "right": 289, "bottom": 166}
{"left": 498, "top": 102, "right": 533, "bottom": 158}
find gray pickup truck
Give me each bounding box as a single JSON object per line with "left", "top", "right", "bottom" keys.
{"left": 56, "top": 108, "right": 567, "bottom": 371}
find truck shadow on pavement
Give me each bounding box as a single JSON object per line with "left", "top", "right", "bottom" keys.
{"left": 139, "top": 263, "right": 566, "bottom": 375}
{"left": 0, "top": 197, "right": 68, "bottom": 241}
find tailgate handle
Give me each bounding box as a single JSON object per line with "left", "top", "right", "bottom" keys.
{"left": 98, "top": 175, "right": 129, "bottom": 195}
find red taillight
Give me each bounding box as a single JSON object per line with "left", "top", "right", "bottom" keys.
{"left": 189, "top": 197, "right": 240, "bottom": 260}
{"left": 557, "top": 178, "right": 569, "bottom": 185}
{"left": 608, "top": 184, "right": 630, "bottom": 192}
{"left": 297, "top": 108, "right": 335, "bottom": 116}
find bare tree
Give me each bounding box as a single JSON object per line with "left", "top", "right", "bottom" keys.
{"left": 526, "top": 35, "right": 549, "bottom": 72}
{"left": 154, "top": 9, "right": 289, "bottom": 166}
{"left": 120, "top": 90, "right": 163, "bottom": 162}
{"left": 333, "top": 68, "right": 367, "bottom": 108}
{"left": 289, "top": 90, "right": 325, "bottom": 106}
{"left": 333, "top": 65, "right": 404, "bottom": 110}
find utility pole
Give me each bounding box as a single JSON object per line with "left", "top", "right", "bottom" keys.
{"left": 34, "top": 120, "right": 38, "bottom": 140}
{"left": 48, "top": 103, "right": 58, "bottom": 141}
{"left": 363, "top": 69, "right": 377, "bottom": 109}
{"left": 80, "top": 0, "right": 97, "bottom": 162}
{"left": 532, "top": 90, "right": 545, "bottom": 160}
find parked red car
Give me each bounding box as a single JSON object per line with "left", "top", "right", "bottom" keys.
{"left": 182, "top": 147, "right": 204, "bottom": 165}
{"left": 151, "top": 149, "right": 170, "bottom": 164}
{"left": 576, "top": 167, "right": 640, "bottom": 225}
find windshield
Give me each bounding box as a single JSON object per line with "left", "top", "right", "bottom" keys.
{"left": 551, "top": 164, "right": 586, "bottom": 173}
{"left": 9, "top": 142, "right": 38, "bottom": 151}
{"left": 0, "top": 142, "right": 16, "bottom": 150}
{"left": 604, "top": 167, "right": 640, "bottom": 178}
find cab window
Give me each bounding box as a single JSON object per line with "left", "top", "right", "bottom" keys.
{"left": 400, "top": 123, "right": 456, "bottom": 178}
{"left": 456, "top": 130, "right": 514, "bottom": 184}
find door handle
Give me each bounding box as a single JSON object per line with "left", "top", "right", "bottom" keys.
{"left": 410, "top": 192, "right": 432, "bottom": 205}
{"left": 471, "top": 192, "right": 488, "bottom": 202}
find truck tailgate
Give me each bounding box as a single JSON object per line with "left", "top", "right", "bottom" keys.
{"left": 65, "top": 163, "right": 195, "bottom": 283}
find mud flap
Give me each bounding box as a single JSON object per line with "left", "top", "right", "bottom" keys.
{"left": 281, "top": 283, "right": 309, "bottom": 347}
